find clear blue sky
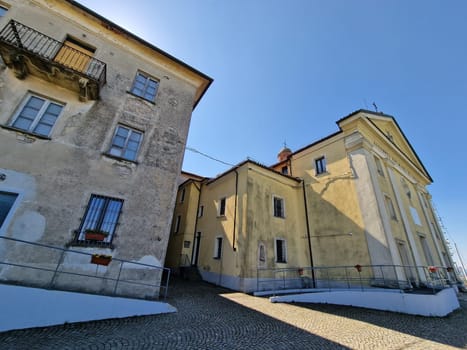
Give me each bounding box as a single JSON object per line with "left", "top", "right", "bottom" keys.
{"left": 80, "top": 1, "right": 467, "bottom": 270}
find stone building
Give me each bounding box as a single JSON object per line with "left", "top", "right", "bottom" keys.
{"left": 0, "top": 0, "right": 211, "bottom": 298}
{"left": 167, "top": 110, "right": 458, "bottom": 292}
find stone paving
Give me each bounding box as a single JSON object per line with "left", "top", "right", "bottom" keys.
{"left": 1, "top": 279, "right": 466, "bottom": 349}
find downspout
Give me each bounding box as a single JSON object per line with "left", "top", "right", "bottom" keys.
{"left": 190, "top": 181, "right": 202, "bottom": 266}
{"left": 232, "top": 169, "right": 238, "bottom": 251}
{"left": 302, "top": 180, "right": 316, "bottom": 287}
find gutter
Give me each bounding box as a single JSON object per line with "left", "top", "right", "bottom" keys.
{"left": 232, "top": 169, "right": 238, "bottom": 251}
{"left": 302, "top": 180, "right": 316, "bottom": 287}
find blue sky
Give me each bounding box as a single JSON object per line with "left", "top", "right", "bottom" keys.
{"left": 80, "top": 1, "right": 467, "bottom": 270}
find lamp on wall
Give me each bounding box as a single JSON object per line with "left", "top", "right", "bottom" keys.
{"left": 0, "top": 173, "right": 6, "bottom": 181}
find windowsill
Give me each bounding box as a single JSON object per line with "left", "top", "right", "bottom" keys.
{"left": 276, "top": 261, "right": 287, "bottom": 264}
{"left": 217, "top": 215, "right": 226, "bottom": 219}
{"left": 67, "top": 239, "right": 114, "bottom": 249}
{"left": 273, "top": 216, "right": 285, "bottom": 219}
{"left": 126, "top": 90, "right": 156, "bottom": 104}
{"left": 102, "top": 152, "right": 139, "bottom": 164}
{"left": 213, "top": 257, "right": 221, "bottom": 260}
{"left": 1, "top": 125, "right": 51, "bottom": 140}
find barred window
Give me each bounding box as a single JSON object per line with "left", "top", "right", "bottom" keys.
{"left": 78, "top": 194, "right": 123, "bottom": 243}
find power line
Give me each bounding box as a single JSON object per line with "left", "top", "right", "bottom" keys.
{"left": 185, "top": 146, "right": 236, "bottom": 167}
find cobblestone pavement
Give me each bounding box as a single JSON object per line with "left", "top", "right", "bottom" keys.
{"left": 1, "top": 279, "right": 466, "bottom": 349}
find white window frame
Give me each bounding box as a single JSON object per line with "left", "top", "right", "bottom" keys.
{"left": 272, "top": 195, "right": 285, "bottom": 218}
{"left": 130, "top": 71, "right": 159, "bottom": 102}
{"left": 274, "top": 238, "right": 287, "bottom": 263}
{"left": 108, "top": 124, "right": 143, "bottom": 162}
{"left": 213, "top": 236, "right": 223, "bottom": 259}
{"left": 197, "top": 205, "right": 204, "bottom": 218}
{"left": 315, "top": 156, "right": 327, "bottom": 175}
{"left": 10, "top": 93, "right": 64, "bottom": 137}
{"left": 218, "top": 197, "right": 226, "bottom": 217}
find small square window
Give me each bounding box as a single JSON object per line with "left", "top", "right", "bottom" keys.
{"left": 77, "top": 194, "right": 124, "bottom": 243}
{"left": 275, "top": 238, "right": 287, "bottom": 263}
{"left": 109, "top": 125, "right": 143, "bottom": 161}
{"left": 183, "top": 240, "right": 191, "bottom": 248}
{"left": 130, "top": 72, "right": 159, "bottom": 102}
{"left": 273, "top": 196, "right": 285, "bottom": 218}
{"left": 315, "top": 156, "right": 326, "bottom": 175}
{"left": 218, "top": 197, "right": 226, "bottom": 216}
{"left": 10, "top": 94, "right": 64, "bottom": 137}
{"left": 213, "top": 236, "right": 223, "bottom": 259}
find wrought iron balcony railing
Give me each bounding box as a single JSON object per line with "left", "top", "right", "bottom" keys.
{"left": 0, "top": 20, "right": 106, "bottom": 99}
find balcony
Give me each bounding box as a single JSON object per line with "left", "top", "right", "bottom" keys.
{"left": 0, "top": 20, "right": 106, "bottom": 101}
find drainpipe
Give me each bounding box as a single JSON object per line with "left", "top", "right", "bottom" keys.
{"left": 302, "top": 180, "right": 316, "bottom": 287}
{"left": 191, "top": 181, "right": 202, "bottom": 266}
{"left": 232, "top": 169, "right": 238, "bottom": 251}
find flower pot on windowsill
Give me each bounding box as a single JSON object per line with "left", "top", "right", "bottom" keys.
{"left": 354, "top": 264, "right": 362, "bottom": 272}
{"left": 91, "top": 254, "right": 112, "bottom": 266}
{"left": 428, "top": 266, "right": 438, "bottom": 273}
{"left": 84, "top": 230, "right": 109, "bottom": 242}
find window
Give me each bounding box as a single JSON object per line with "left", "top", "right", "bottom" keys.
{"left": 275, "top": 238, "right": 287, "bottom": 263}
{"left": 54, "top": 36, "right": 95, "bottom": 73}
{"left": 109, "top": 125, "right": 143, "bottom": 161}
{"left": 410, "top": 206, "right": 421, "bottom": 226}
{"left": 218, "top": 197, "right": 226, "bottom": 216}
{"left": 419, "top": 235, "right": 434, "bottom": 266}
{"left": 315, "top": 156, "right": 326, "bottom": 175}
{"left": 174, "top": 215, "right": 181, "bottom": 233}
{"left": 198, "top": 205, "right": 204, "bottom": 218}
{"left": 78, "top": 194, "right": 123, "bottom": 243}
{"left": 385, "top": 195, "right": 397, "bottom": 220}
{"left": 374, "top": 156, "right": 385, "bottom": 177}
{"left": 273, "top": 196, "right": 285, "bottom": 218}
{"left": 11, "top": 94, "right": 64, "bottom": 137}
{"left": 0, "top": 191, "right": 18, "bottom": 229}
{"left": 0, "top": 5, "right": 8, "bottom": 17}
{"left": 213, "top": 236, "right": 223, "bottom": 259}
{"left": 183, "top": 240, "right": 191, "bottom": 248}
{"left": 130, "top": 72, "right": 159, "bottom": 102}
{"left": 180, "top": 188, "right": 186, "bottom": 203}
{"left": 281, "top": 166, "right": 288, "bottom": 175}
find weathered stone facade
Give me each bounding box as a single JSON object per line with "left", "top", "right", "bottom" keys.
{"left": 0, "top": 0, "right": 211, "bottom": 298}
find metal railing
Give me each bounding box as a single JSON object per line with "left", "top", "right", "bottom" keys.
{"left": 257, "top": 264, "right": 457, "bottom": 295}
{"left": 0, "top": 236, "right": 169, "bottom": 300}
{"left": 0, "top": 20, "right": 106, "bottom": 85}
